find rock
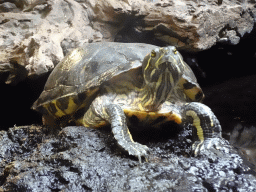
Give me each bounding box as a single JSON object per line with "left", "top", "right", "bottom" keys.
{"left": 88, "top": 0, "right": 256, "bottom": 50}
{"left": 0, "top": 125, "right": 255, "bottom": 191}
{"left": 230, "top": 124, "right": 256, "bottom": 169}
{"left": 204, "top": 74, "right": 256, "bottom": 132}
{"left": 1, "top": 0, "right": 256, "bottom": 84}
{"left": 0, "top": 0, "right": 102, "bottom": 84}
{"left": 1, "top": 1, "right": 256, "bottom": 190}
{"left": 0, "top": 2, "right": 19, "bottom": 13}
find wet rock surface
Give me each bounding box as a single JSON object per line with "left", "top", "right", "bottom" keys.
{"left": 0, "top": 125, "right": 256, "bottom": 191}
{"left": 1, "top": 0, "right": 256, "bottom": 191}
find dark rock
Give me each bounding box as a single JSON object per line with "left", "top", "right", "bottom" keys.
{"left": 0, "top": 2, "right": 19, "bottom": 13}
{"left": 204, "top": 74, "right": 256, "bottom": 132}
{"left": 0, "top": 125, "right": 255, "bottom": 191}
{"left": 230, "top": 124, "right": 256, "bottom": 170}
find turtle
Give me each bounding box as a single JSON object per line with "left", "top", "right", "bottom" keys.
{"left": 32, "top": 42, "right": 223, "bottom": 162}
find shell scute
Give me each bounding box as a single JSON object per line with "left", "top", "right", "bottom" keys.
{"left": 33, "top": 42, "right": 158, "bottom": 117}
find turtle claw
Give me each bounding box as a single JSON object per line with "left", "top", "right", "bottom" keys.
{"left": 126, "top": 142, "right": 149, "bottom": 163}
{"left": 192, "top": 137, "right": 230, "bottom": 157}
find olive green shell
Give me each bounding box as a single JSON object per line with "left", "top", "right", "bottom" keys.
{"left": 32, "top": 42, "right": 158, "bottom": 116}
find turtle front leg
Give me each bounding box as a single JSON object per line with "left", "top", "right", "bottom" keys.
{"left": 183, "top": 102, "right": 229, "bottom": 156}
{"left": 104, "top": 104, "right": 149, "bottom": 163}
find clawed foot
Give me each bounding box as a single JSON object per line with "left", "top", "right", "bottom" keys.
{"left": 121, "top": 141, "right": 149, "bottom": 163}
{"left": 192, "top": 137, "right": 231, "bottom": 157}
{"left": 106, "top": 104, "right": 150, "bottom": 163}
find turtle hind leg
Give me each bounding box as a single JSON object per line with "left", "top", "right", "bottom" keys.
{"left": 104, "top": 104, "right": 149, "bottom": 163}
{"left": 183, "top": 102, "right": 230, "bottom": 156}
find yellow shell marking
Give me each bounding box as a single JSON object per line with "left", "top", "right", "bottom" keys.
{"left": 45, "top": 97, "right": 80, "bottom": 118}
{"left": 49, "top": 100, "right": 66, "bottom": 117}
{"left": 64, "top": 97, "right": 78, "bottom": 114}
{"left": 60, "top": 48, "right": 85, "bottom": 71}
{"left": 78, "top": 119, "right": 107, "bottom": 128}
{"left": 123, "top": 109, "right": 182, "bottom": 125}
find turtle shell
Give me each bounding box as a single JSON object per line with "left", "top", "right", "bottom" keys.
{"left": 32, "top": 42, "right": 158, "bottom": 118}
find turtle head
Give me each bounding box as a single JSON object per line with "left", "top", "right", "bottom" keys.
{"left": 142, "top": 46, "right": 182, "bottom": 84}
{"left": 141, "top": 46, "right": 196, "bottom": 110}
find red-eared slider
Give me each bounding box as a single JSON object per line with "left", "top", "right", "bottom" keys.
{"left": 33, "top": 42, "right": 223, "bottom": 162}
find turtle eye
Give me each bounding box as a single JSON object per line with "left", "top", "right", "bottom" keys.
{"left": 173, "top": 48, "right": 177, "bottom": 55}
{"left": 151, "top": 50, "right": 156, "bottom": 58}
